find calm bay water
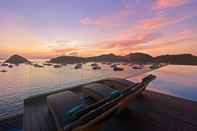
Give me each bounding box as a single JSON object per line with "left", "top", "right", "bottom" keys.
{"left": 0, "top": 63, "right": 150, "bottom": 119}
{"left": 0, "top": 64, "right": 197, "bottom": 119}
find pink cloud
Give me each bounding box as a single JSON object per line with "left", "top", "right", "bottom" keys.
{"left": 97, "top": 32, "right": 161, "bottom": 49}
{"left": 54, "top": 48, "right": 79, "bottom": 54}
{"left": 80, "top": 8, "right": 132, "bottom": 29}
{"left": 118, "top": 14, "right": 192, "bottom": 40}
{"left": 80, "top": 17, "right": 114, "bottom": 28}
{"left": 140, "top": 16, "right": 186, "bottom": 31}
{"left": 154, "top": 0, "right": 190, "bottom": 10}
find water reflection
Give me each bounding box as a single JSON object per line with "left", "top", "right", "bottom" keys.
{"left": 0, "top": 63, "right": 151, "bottom": 118}
{"left": 128, "top": 65, "right": 197, "bottom": 102}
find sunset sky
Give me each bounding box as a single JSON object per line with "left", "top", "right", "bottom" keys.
{"left": 0, "top": 0, "right": 197, "bottom": 59}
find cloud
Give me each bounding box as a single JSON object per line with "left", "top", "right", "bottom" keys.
{"left": 117, "top": 13, "right": 193, "bottom": 40}
{"left": 154, "top": 0, "right": 190, "bottom": 10}
{"left": 55, "top": 40, "right": 71, "bottom": 44}
{"left": 68, "top": 52, "right": 79, "bottom": 56}
{"left": 80, "top": 7, "right": 132, "bottom": 29}
{"left": 54, "top": 48, "right": 78, "bottom": 53}
{"left": 140, "top": 15, "right": 189, "bottom": 30}
{"left": 97, "top": 32, "right": 162, "bottom": 50}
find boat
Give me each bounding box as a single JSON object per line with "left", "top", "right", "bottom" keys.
{"left": 53, "top": 64, "right": 61, "bottom": 68}
{"left": 110, "top": 64, "right": 117, "bottom": 68}
{"left": 23, "top": 75, "right": 156, "bottom": 131}
{"left": 92, "top": 65, "right": 101, "bottom": 70}
{"left": 91, "top": 63, "right": 101, "bottom": 70}
{"left": 33, "top": 64, "right": 44, "bottom": 68}
{"left": 113, "top": 66, "right": 124, "bottom": 71}
{"left": 91, "top": 63, "right": 97, "bottom": 67}
{"left": 8, "top": 65, "right": 13, "bottom": 68}
{"left": 43, "top": 63, "right": 53, "bottom": 66}
{"left": 0, "top": 69, "right": 7, "bottom": 72}
{"left": 75, "top": 63, "right": 82, "bottom": 69}
{"left": 1, "top": 63, "right": 8, "bottom": 67}
{"left": 132, "top": 65, "right": 144, "bottom": 69}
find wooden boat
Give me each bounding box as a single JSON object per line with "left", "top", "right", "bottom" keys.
{"left": 33, "top": 64, "right": 44, "bottom": 68}
{"left": 91, "top": 63, "right": 97, "bottom": 67}
{"left": 54, "top": 65, "right": 62, "bottom": 68}
{"left": 0, "top": 69, "right": 7, "bottom": 73}
{"left": 132, "top": 65, "right": 144, "bottom": 69}
{"left": 24, "top": 75, "right": 156, "bottom": 131}
{"left": 8, "top": 65, "right": 13, "bottom": 68}
{"left": 92, "top": 66, "right": 101, "bottom": 70}
{"left": 1, "top": 63, "right": 8, "bottom": 67}
{"left": 91, "top": 63, "right": 101, "bottom": 70}
{"left": 75, "top": 64, "right": 82, "bottom": 69}
{"left": 113, "top": 66, "right": 124, "bottom": 71}
{"left": 43, "top": 63, "right": 53, "bottom": 66}
{"left": 110, "top": 64, "right": 117, "bottom": 68}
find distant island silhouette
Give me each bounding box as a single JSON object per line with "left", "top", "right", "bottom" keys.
{"left": 49, "top": 53, "right": 197, "bottom": 65}
{"left": 4, "top": 54, "right": 30, "bottom": 64}
{"left": 4, "top": 53, "right": 197, "bottom": 65}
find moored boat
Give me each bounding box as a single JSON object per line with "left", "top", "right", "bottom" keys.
{"left": 43, "top": 63, "right": 53, "bottom": 66}
{"left": 23, "top": 75, "right": 156, "bottom": 131}
{"left": 53, "top": 64, "right": 62, "bottom": 68}
{"left": 75, "top": 63, "right": 82, "bottom": 69}
{"left": 132, "top": 64, "right": 144, "bottom": 69}
{"left": 92, "top": 65, "right": 101, "bottom": 70}
{"left": 33, "top": 64, "right": 44, "bottom": 68}
{"left": 8, "top": 65, "right": 13, "bottom": 68}
{"left": 113, "top": 66, "right": 124, "bottom": 71}
{"left": 1, "top": 63, "right": 8, "bottom": 67}
{"left": 110, "top": 64, "right": 117, "bottom": 68}
{"left": 0, "top": 69, "right": 7, "bottom": 72}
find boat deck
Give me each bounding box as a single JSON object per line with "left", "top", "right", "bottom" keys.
{"left": 23, "top": 90, "right": 197, "bottom": 131}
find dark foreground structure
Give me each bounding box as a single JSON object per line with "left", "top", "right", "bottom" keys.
{"left": 21, "top": 91, "right": 197, "bottom": 131}
{"left": 1, "top": 84, "right": 197, "bottom": 131}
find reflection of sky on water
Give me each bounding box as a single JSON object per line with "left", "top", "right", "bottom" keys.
{"left": 0, "top": 63, "right": 151, "bottom": 118}
{"left": 128, "top": 65, "right": 197, "bottom": 102}
{"left": 1, "top": 64, "right": 197, "bottom": 118}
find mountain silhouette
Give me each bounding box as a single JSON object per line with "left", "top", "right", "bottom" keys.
{"left": 5, "top": 55, "right": 30, "bottom": 64}
{"left": 49, "top": 53, "right": 197, "bottom": 65}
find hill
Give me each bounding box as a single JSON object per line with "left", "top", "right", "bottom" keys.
{"left": 126, "top": 53, "right": 154, "bottom": 63}
{"left": 86, "top": 53, "right": 127, "bottom": 62}
{"left": 49, "top": 56, "right": 84, "bottom": 64}
{"left": 5, "top": 55, "right": 30, "bottom": 64}
{"left": 155, "top": 54, "right": 197, "bottom": 65}
{"left": 49, "top": 53, "right": 197, "bottom": 65}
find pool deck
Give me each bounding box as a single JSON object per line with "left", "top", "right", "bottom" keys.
{"left": 1, "top": 90, "right": 197, "bottom": 131}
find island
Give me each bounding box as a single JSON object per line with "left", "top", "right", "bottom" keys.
{"left": 4, "top": 55, "right": 30, "bottom": 65}
{"left": 49, "top": 53, "right": 197, "bottom": 65}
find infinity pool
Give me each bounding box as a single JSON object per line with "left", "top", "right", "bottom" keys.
{"left": 129, "top": 65, "right": 197, "bottom": 102}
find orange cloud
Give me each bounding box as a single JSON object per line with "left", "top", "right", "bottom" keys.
{"left": 54, "top": 48, "right": 78, "bottom": 54}
{"left": 154, "top": 0, "right": 189, "bottom": 10}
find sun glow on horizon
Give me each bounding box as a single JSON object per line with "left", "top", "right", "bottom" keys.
{"left": 0, "top": 0, "right": 197, "bottom": 59}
